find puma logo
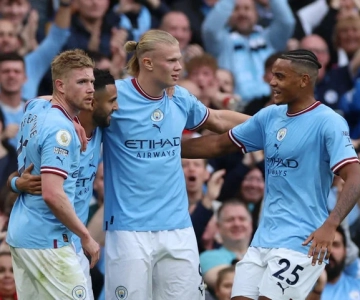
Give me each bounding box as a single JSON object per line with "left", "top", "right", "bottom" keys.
{"left": 152, "top": 124, "right": 161, "bottom": 133}
{"left": 277, "top": 282, "right": 289, "bottom": 295}
{"left": 56, "top": 156, "right": 65, "bottom": 165}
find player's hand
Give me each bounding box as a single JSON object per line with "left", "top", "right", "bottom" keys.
{"left": 73, "top": 121, "right": 87, "bottom": 152}
{"left": 303, "top": 222, "right": 336, "bottom": 266}
{"left": 17, "top": 163, "right": 42, "bottom": 194}
{"left": 81, "top": 234, "right": 100, "bottom": 268}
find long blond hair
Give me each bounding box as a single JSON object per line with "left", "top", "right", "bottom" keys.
{"left": 124, "top": 30, "right": 179, "bottom": 77}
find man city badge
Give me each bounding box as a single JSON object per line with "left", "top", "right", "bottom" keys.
{"left": 276, "top": 128, "right": 287, "bottom": 141}
{"left": 115, "top": 286, "right": 128, "bottom": 299}
{"left": 72, "top": 285, "right": 86, "bottom": 299}
{"left": 151, "top": 109, "right": 164, "bottom": 122}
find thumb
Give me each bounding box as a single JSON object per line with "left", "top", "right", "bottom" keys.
{"left": 24, "top": 163, "right": 34, "bottom": 173}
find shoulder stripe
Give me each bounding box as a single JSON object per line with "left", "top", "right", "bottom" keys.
{"left": 188, "top": 108, "right": 210, "bottom": 131}
{"left": 332, "top": 157, "right": 360, "bottom": 174}
{"left": 228, "top": 130, "right": 246, "bottom": 154}
{"left": 41, "top": 167, "right": 68, "bottom": 179}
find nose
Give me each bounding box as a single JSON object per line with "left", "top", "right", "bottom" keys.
{"left": 175, "top": 60, "right": 182, "bottom": 72}
{"left": 113, "top": 101, "right": 119, "bottom": 111}
{"left": 269, "top": 75, "right": 276, "bottom": 87}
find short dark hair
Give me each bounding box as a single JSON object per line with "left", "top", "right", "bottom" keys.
{"left": 217, "top": 199, "right": 250, "bottom": 221}
{"left": 94, "top": 68, "right": 115, "bottom": 91}
{"left": 280, "top": 49, "right": 322, "bottom": 70}
{"left": 0, "top": 52, "right": 25, "bottom": 65}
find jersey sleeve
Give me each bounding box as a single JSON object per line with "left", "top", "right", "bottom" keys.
{"left": 183, "top": 90, "right": 209, "bottom": 130}
{"left": 229, "top": 109, "right": 266, "bottom": 153}
{"left": 324, "top": 114, "right": 360, "bottom": 174}
{"left": 39, "top": 123, "right": 78, "bottom": 179}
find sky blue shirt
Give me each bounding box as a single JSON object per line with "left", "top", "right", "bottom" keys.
{"left": 102, "top": 78, "right": 208, "bottom": 231}
{"left": 321, "top": 273, "right": 360, "bottom": 300}
{"left": 7, "top": 104, "right": 80, "bottom": 249}
{"left": 230, "top": 102, "right": 359, "bottom": 255}
{"left": 200, "top": 247, "right": 237, "bottom": 274}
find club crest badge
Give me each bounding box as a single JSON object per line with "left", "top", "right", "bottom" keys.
{"left": 276, "top": 128, "right": 287, "bottom": 141}
{"left": 72, "top": 285, "right": 86, "bottom": 299}
{"left": 115, "top": 286, "right": 128, "bottom": 299}
{"left": 151, "top": 109, "right": 164, "bottom": 122}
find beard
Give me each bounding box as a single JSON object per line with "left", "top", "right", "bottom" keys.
{"left": 326, "top": 257, "right": 345, "bottom": 282}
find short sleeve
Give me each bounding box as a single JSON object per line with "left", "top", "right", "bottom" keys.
{"left": 229, "top": 110, "right": 266, "bottom": 153}
{"left": 324, "top": 114, "right": 359, "bottom": 174}
{"left": 39, "top": 125, "right": 79, "bottom": 179}
{"left": 183, "top": 91, "right": 209, "bottom": 130}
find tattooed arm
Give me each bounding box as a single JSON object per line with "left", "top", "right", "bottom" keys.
{"left": 303, "top": 162, "right": 360, "bottom": 265}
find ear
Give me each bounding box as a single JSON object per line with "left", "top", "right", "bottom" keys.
{"left": 301, "top": 74, "right": 310, "bottom": 88}
{"left": 54, "top": 78, "right": 65, "bottom": 94}
{"left": 142, "top": 57, "right": 153, "bottom": 71}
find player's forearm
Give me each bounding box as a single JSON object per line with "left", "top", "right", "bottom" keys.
{"left": 181, "top": 136, "right": 223, "bottom": 159}
{"left": 44, "top": 191, "right": 90, "bottom": 239}
{"left": 209, "top": 110, "right": 250, "bottom": 134}
{"left": 7, "top": 171, "right": 18, "bottom": 190}
{"left": 327, "top": 178, "right": 360, "bottom": 227}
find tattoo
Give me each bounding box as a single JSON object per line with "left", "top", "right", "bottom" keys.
{"left": 331, "top": 182, "right": 360, "bottom": 224}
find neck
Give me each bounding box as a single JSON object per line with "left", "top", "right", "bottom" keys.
{"left": 187, "top": 190, "right": 204, "bottom": 206}
{"left": 287, "top": 94, "right": 316, "bottom": 115}
{"left": 137, "top": 74, "right": 165, "bottom": 98}
{"left": 79, "top": 15, "right": 102, "bottom": 32}
{"left": 223, "top": 239, "right": 249, "bottom": 256}
{"left": 52, "top": 93, "right": 79, "bottom": 119}
{"left": 0, "top": 91, "right": 22, "bottom": 108}
{"left": 78, "top": 112, "right": 96, "bottom": 138}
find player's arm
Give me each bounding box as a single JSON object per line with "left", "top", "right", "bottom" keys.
{"left": 87, "top": 205, "right": 105, "bottom": 247}
{"left": 42, "top": 173, "right": 100, "bottom": 267}
{"left": 200, "top": 108, "right": 251, "bottom": 134}
{"left": 328, "top": 163, "right": 360, "bottom": 228}
{"left": 7, "top": 164, "right": 42, "bottom": 195}
{"left": 181, "top": 131, "right": 240, "bottom": 159}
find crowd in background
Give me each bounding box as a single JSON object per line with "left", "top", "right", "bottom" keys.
{"left": 1, "top": 0, "right": 360, "bottom": 299}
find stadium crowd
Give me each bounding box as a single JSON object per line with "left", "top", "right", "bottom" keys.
{"left": 1, "top": 0, "right": 360, "bottom": 299}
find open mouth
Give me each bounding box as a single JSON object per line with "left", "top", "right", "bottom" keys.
{"left": 187, "top": 176, "right": 196, "bottom": 182}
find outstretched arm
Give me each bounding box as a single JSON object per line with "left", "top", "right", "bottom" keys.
{"left": 201, "top": 109, "right": 251, "bottom": 134}
{"left": 181, "top": 132, "right": 239, "bottom": 159}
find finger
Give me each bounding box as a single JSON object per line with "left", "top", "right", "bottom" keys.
{"left": 325, "top": 244, "right": 332, "bottom": 260}
{"left": 312, "top": 244, "right": 321, "bottom": 266}
{"left": 317, "top": 246, "right": 327, "bottom": 265}
{"left": 302, "top": 234, "right": 313, "bottom": 246}
{"left": 24, "top": 163, "right": 34, "bottom": 173}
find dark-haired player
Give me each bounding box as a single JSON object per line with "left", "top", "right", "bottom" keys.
{"left": 181, "top": 49, "right": 360, "bottom": 300}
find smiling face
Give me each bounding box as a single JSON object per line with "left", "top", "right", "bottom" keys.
{"left": 240, "top": 168, "right": 264, "bottom": 203}
{"left": 269, "top": 59, "right": 305, "bottom": 106}
{"left": 217, "top": 204, "right": 252, "bottom": 244}
{"left": 0, "top": 253, "right": 15, "bottom": 297}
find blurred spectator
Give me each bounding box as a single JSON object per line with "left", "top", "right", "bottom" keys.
{"left": 160, "top": 11, "right": 204, "bottom": 64}
{"left": 308, "top": 226, "right": 360, "bottom": 299}
{"left": 171, "top": 0, "right": 218, "bottom": 47}
{"left": 0, "top": 1, "right": 72, "bottom": 100}
{"left": 0, "top": 252, "right": 16, "bottom": 300}
{"left": 213, "top": 266, "right": 235, "bottom": 300}
{"left": 200, "top": 200, "right": 252, "bottom": 290}
{"left": 65, "top": 0, "right": 120, "bottom": 56}
{"left": 300, "top": 34, "right": 354, "bottom": 110}
{"left": 186, "top": 54, "right": 242, "bottom": 110}
{"left": 202, "top": 0, "right": 295, "bottom": 102}
{"left": 115, "top": 0, "right": 169, "bottom": 42}
{"left": 216, "top": 69, "right": 235, "bottom": 94}
{"left": 0, "top": 52, "right": 26, "bottom": 148}
{"left": 0, "top": 0, "right": 39, "bottom": 55}
{"left": 0, "top": 108, "right": 17, "bottom": 191}
{"left": 177, "top": 78, "right": 202, "bottom": 99}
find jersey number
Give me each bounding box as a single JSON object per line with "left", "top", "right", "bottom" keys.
{"left": 272, "top": 258, "right": 304, "bottom": 285}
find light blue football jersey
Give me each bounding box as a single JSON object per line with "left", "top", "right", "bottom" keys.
{"left": 7, "top": 104, "right": 81, "bottom": 249}
{"left": 21, "top": 98, "right": 103, "bottom": 253}
{"left": 230, "top": 102, "right": 359, "bottom": 255}
{"left": 73, "top": 127, "right": 102, "bottom": 253}
{"left": 102, "top": 78, "right": 209, "bottom": 231}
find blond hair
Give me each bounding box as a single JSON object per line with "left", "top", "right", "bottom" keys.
{"left": 51, "top": 49, "right": 94, "bottom": 90}
{"left": 124, "top": 29, "right": 179, "bottom": 77}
